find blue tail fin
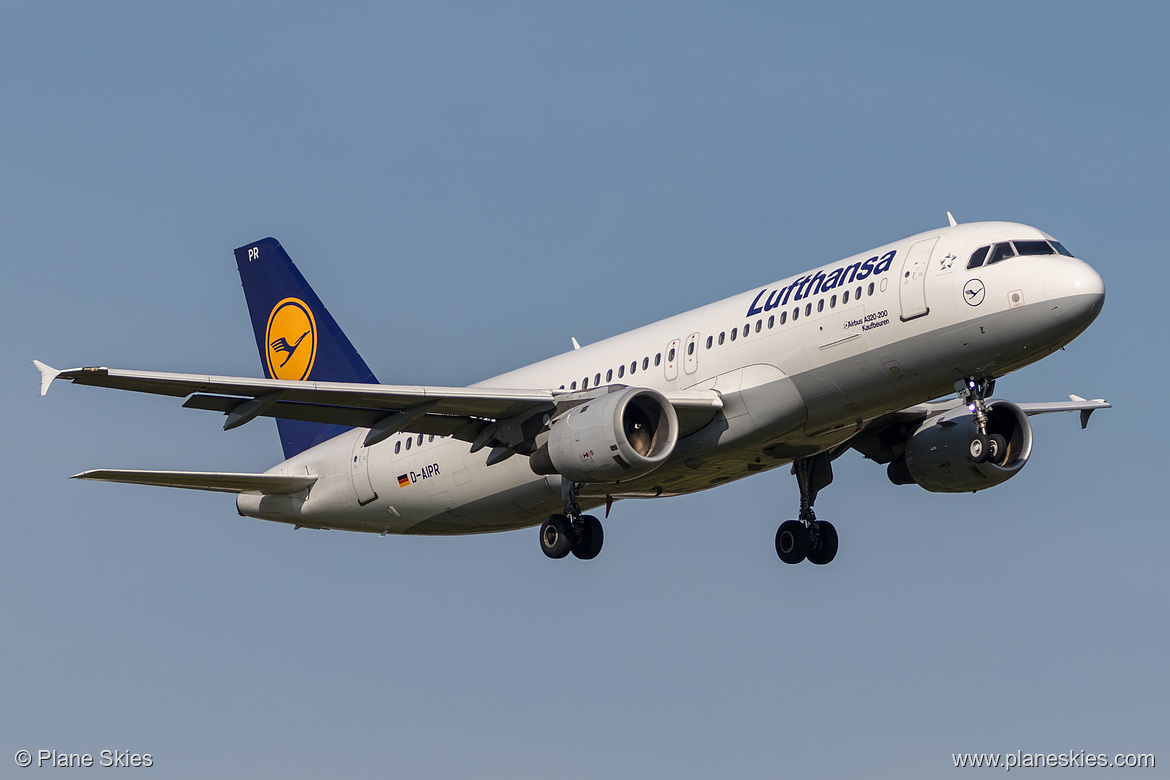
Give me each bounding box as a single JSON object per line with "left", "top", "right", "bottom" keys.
{"left": 234, "top": 238, "right": 379, "bottom": 459}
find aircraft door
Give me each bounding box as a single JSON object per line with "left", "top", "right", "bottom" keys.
{"left": 898, "top": 236, "right": 938, "bottom": 322}
{"left": 664, "top": 338, "right": 680, "bottom": 381}
{"left": 683, "top": 332, "right": 699, "bottom": 375}
{"left": 350, "top": 436, "right": 378, "bottom": 506}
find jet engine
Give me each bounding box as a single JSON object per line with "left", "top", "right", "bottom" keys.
{"left": 886, "top": 400, "right": 1033, "bottom": 493}
{"left": 529, "top": 387, "right": 679, "bottom": 483}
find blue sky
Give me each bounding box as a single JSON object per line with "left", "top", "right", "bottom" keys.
{"left": 2, "top": 2, "right": 1167, "bottom": 777}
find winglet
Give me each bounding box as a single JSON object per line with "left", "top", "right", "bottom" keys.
{"left": 32, "top": 360, "right": 61, "bottom": 396}
{"left": 1069, "top": 394, "right": 1106, "bottom": 429}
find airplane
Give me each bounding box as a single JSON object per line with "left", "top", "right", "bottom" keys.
{"left": 34, "top": 215, "right": 1108, "bottom": 565}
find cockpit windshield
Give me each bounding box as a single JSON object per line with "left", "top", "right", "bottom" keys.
{"left": 967, "top": 239, "right": 1073, "bottom": 269}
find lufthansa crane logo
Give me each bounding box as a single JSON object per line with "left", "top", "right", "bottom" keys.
{"left": 963, "top": 279, "right": 986, "bottom": 307}
{"left": 265, "top": 297, "right": 317, "bottom": 380}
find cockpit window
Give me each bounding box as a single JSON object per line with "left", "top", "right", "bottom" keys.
{"left": 967, "top": 245, "right": 990, "bottom": 269}
{"left": 1014, "top": 240, "right": 1056, "bottom": 257}
{"left": 987, "top": 242, "right": 1017, "bottom": 265}
{"left": 977, "top": 239, "right": 1070, "bottom": 267}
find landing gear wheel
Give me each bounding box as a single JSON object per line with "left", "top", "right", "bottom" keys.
{"left": 571, "top": 515, "right": 604, "bottom": 560}
{"left": 539, "top": 514, "right": 574, "bottom": 559}
{"left": 806, "top": 521, "right": 838, "bottom": 565}
{"left": 987, "top": 433, "right": 1007, "bottom": 464}
{"left": 969, "top": 433, "right": 990, "bottom": 463}
{"left": 775, "top": 520, "right": 809, "bottom": 564}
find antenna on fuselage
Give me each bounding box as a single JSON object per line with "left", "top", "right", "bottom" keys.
{"left": 947, "top": 211, "right": 958, "bottom": 227}
{"left": 571, "top": 337, "right": 582, "bottom": 350}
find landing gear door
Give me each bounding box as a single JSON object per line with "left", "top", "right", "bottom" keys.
{"left": 350, "top": 436, "right": 378, "bottom": 506}
{"left": 898, "top": 236, "right": 938, "bottom": 322}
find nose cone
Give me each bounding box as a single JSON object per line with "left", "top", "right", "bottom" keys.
{"left": 1044, "top": 258, "right": 1105, "bottom": 327}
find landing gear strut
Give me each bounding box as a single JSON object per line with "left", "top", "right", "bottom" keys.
{"left": 776, "top": 452, "right": 839, "bottom": 565}
{"left": 539, "top": 481, "right": 604, "bottom": 560}
{"left": 956, "top": 377, "right": 1002, "bottom": 463}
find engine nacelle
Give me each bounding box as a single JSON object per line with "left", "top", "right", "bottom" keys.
{"left": 530, "top": 387, "right": 679, "bottom": 483}
{"left": 888, "top": 400, "right": 1033, "bottom": 493}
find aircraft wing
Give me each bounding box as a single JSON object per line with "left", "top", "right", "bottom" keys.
{"left": 868, "top": 394, "right": 1111, "bottom": 429}
{"left": 34, "top": 362, "right": 723, "bottom": 446}
{"left": 73, "top": 469, "right": 317, "bottom": 494}
{"left": 848, "top": 393, "right": 1111, "bottom": 465}
{"left": 1013, "top": 395, "right": 1111, "bottom": 428}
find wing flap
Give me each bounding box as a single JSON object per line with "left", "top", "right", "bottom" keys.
{"left": 72, "top": 469, "right": 317, "bottom": 495}
{"left": 182, "top": 394, "right": 478, "bottom": 437}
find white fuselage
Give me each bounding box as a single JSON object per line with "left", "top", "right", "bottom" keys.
{"left": 237, "top": 221, "right": 1104, "bottom": 534}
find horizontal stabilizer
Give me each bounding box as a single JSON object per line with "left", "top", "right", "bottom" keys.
{"left": 72, "top": 469, "right": 317, "bottom": 495}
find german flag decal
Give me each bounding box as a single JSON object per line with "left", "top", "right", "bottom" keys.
{"left": 397, "top": 474, "right": 410, "bottom": 488}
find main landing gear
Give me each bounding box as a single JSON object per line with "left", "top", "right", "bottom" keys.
{"left": 956, "top": 376, "right": 1005, "bottom": 463}
{"left": 776, "top": 452, "right": 838, "bottom": 565}
{"left": 539, "top": 481, "right": 604, "bottom": 560}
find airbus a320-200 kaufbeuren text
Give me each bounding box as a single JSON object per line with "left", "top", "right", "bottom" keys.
{"left": 35, "top": 214, "right": 1108, "bottom": 565}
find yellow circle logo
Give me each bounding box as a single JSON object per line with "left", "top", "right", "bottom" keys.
{"left": 265, "top": 298, "right": 317, "bottom": 380}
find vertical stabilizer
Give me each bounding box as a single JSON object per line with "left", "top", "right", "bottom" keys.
{"left": 234, "top": 238, "right": 379, "bottom": 458}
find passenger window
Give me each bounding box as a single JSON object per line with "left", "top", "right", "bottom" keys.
{"left": 730, "top": 328, "right": 737, "bottom": 341}
{"left": 686, "top": 342, "right": 694, "bottom": 355}
{"left": 817, "top": 299, "right": 824, "bottom": 313}
{"left": 1052, "top": 241, "right": 1074, "bottom": 257}
{"left": 755, "top": 319, "right": 762, "bottom": 332}
{"left": 780, "top": 311, "right": 787, "bottom": 325}
{"left": 570, "top": 381, "right": 577, "bottom": 390}
{"left": 805, "top": 303, "right": 812, "bottom": 316}
{"left": 705, "top": 335, "right": 713, "bottom": 349}
{"left": 630, "top": 362, "right": 637, "bottom": 375}
{"left": 583, "top": 377, "right": 589, "bottom": 389}
{"left": 718, "top": 332, "right": 725, "bottom": 345}
{"left": 618, "top": 365, "right": 625, "bottom": 378}
{"left": 642, "top": 357, "right": 649, "bottom": 370}
{"left": 418, "top": 434, "right": 423, "bottom": 445}
{"left": 668, "top": 348, "right": 675, "bottom": 361}
{"left": 654, "top": 353, "right": 661, "bottom": 367}
{"left": 767, "top": 315, "right": 774, "bottom": 329}
{"left": 988, "top": 242, "right": 1016, "bottom": 264}
{"left": 606, "top": 369, "right": 613, "bottom": 382}
{"left": 1015, "top": 240, "right": 1055, "bottom": 256}
{"left": 741, "top": 324, "right": 748, "bottom": 338}
{"left": 967, "top": 245, "right": 990, "bottom": 269}
{"left": 843, "top": 290, "right": 849, "bottom": 304}
{"left": 855, "top": 286, "right": 862, "bottom": 300}
{"left": 594, "top": 373, "right": 601, "bottom": 386}
{"left": 405, "top": 437, "right": 412, "bottom": 450}
{"left": 792, "top": 307, "right": 799, "bottom": 321}
{"left": 429, "top": 435, "right": 434, "bottom": 442}
{"left": 867, "top": 282, "right": 874, "bottom": 296}
{"left": 830, "top": 294, "right": 837, "bottom": 308}
{"left": 394, "top": 441, "right": 401, "bottom": 454}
